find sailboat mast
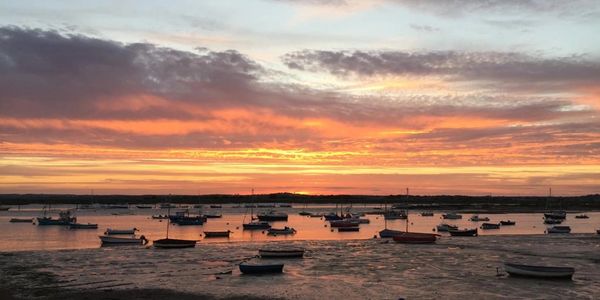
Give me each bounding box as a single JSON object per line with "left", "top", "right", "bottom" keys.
{"left": 405, "top": 187, "right": 409, "bottom": 232}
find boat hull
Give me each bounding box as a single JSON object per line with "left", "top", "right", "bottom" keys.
{"left": 153, "top": 238, "right": 196, "bottom": 248}
{"left": 379, "top": 229, "right": 404, "bottom": 238}
{"left": 69, "top": 223, "right": 98, "bottom": 229}
{"left": 449, "top": 229, "right": 478, "bottom": 236}
{"left": 243, "top": 222, "right": 271, "bottom": 230}
{"left": 239, "top": 263, "right": 284, "bottom": 274}
{"left": 105, "top": 228, "right": 137, "bottom": 235}
{"left": 99, "top": 235, "right": 144, "bottom": 244}
{"left": 203, "top": 231, "right": 231, "bottom": 238}
{"left": 338, "top": 227, "right": 359, "bottom": 232}
{"left": 393, "top": 232, "right": 438, "bottom": 244}
{"left": 257, "top": 215, "right": 288, "bottom": 221}
{"left": 9, "top": 218, "right": 33, "bottom": 223}
{"left": 504, "top": 263, "right": 574, "bottom": 279}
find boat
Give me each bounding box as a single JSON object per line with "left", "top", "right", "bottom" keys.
{"left": 500, "top": 220, "right": 516, "bottom": 226}
{"left": 239, "top": 262, "right": 284, "bottom": 274}
{"left": 209, "top": 205, "right": 222, "bottom": 209}
{"left": 442, "top": 212, "right": 462, "bottom": 220}
{"left": 172, "top": 218, "right": 203, "bottom": 225}
{"left": 420, "top": 212, "right": 434, "bottom": 217}
{"left": 575, "top": 214, "right": 589, "bottom": 219}
{"left": 69, "top": 223, "right": 98, "bottom": 229}
{"left": 243, "top": 221, "right": 271, "bottom": 230}
{"left": 448, "top": 228, "right": 478, "bottom": 236}
{"left": 436, "top": 223, "right": 458, "bottom": 232}
{"left": 37, "top": 210, "right": 77, "bottom": 226}
{"left": 152, "top": 214, "right": 169, "bottom": 219}
{"left": 469, "top": 215, "right": 490, "bottom": 222}
{"left": 0, "top": 207, "right": 10, "bottom": 211}
{"left": 259, "top": 248, "right": 304, "bottom": 258}
{"left": 203, "top": 212, "right": 222, "bottom": 218}
{"left": 392, "top": 232, "right": 438, "bottom": 244}
{"left": 323, "top": 212, "right": 342, "bottom": 221}
{"left": 136, "top": 205, "right": 152, "bottom": 209}
{"left": 267, "top": 227, "right": 296, "bottom": 235}
{"left": 203, "top": 230, "right": 231, "bottom": 238}
{"left": 309, "top": 213, "right": 324, "bottom": 218}
{"left": 105, "top": 228, "right": 137, "bottom": 235}
{"left": 547, "top": 226, "right": 571, "bottom": 234}
{"left": 257, "top": 210, "right": 288, "bottom": 221}
{"left": 544, "top": 211, "right": 566, "bottom": 220}
{"left": 298, "top": 211, "right": 311, "bottom": 216}
{"left": 480, "top": 223, "right": 500, "bottom": 230}
{"left": 504, "top": 262, "right": 574, "bottom": 279}
{"left": 278, "top": 204, "right": 292, "bottom": 208}
{"left": 338, "top": 227, "right": 359, "bottom": 232}
{"left": 9, "top": 218, "right": 33, "bottom": 223}
{"left": 544, "top": 218, "right": 562, "bottom": 224}
{"left": 329, "top": 219, "right": 359, "bottom": 227}
{"left": 153, "top": 238, "right": 197, "bottom": 248}
{"left": 597, "top": 229, "right": 600, "bottom": 234}
{"left": 257, "top": 204, "right": 276, "bottom": 208}
{"left": 379, "top": 229, "right": 404, "bottom": 238}
{"left": 384, "top": 210, "right": 407, "bottom": 220}
{"left": 99, "top": 235, "right": 148, "bottom": 245}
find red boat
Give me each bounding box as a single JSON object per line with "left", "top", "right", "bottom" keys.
{"left": 392, "top": 232, "right": 438, "bottom": 244}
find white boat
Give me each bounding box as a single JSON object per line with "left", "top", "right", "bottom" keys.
{"left": 547, "top": 226, "right": 571, "bottom": 234}
{"left": 105, "top": 228, "right": 138, "bottom": 235}
{"left": 259, "top": 248, "right": 305, "bottom": 258}
{"left": 504, "top": 262, "right": 574, "bottom": 279}
{"left": 99, "top": 235, "right": 147, "bottom": 244}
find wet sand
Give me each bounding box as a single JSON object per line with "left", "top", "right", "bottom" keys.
{"left": 1, "top": 234, "right": 599, "bottom": 299}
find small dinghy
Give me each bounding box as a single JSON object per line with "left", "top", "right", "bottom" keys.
{"left": 448, "top": 228, "right": 478, "bottom": 236}
{"left": 575, "top": 214, "right": 589, "bottom": 219}
{"left": 547, "top": 226, "right": 571, "bottom": 234}
{"left": 436, "top": 224, "right": 458, "bottom": 232}
{"left": 481, "top": 223, "right": 500, "bottom": 230}
{"left": 267, "top": 227, "right": 296, "bottom": 235}
{"left": 392, "top": 232, "right": 438, "bottom": 244}
{"left": 9, "top": 218, "right": 33, "bottom": 223}
{"left": 500, "top": 220, "right": 516, "bottom": 226}
{"left": 105, "top": 228, "right": 137, "bottom": 235}
{"left": 203, "top": 230, "right": 231, "bottom": 238}
{"left": 99, "top": 235, "right": 148, "bottom": 245}
{"left": 243, "top": 221, "right": 271, "bottom": 230}
{"left": 259, "top": 248, "right": 305, "bottom": 258}
{"left": 504, "top": 263, "right": 574, "bottom": 279}
{"left": 239, "top": 262, "right": 284, "bottom": 274}
{"left": 69, "top": 223, "right": 98, "bottom": 229}
{"left": 338, "top": 227, "right": 359, "bottom": 232}
{"left": 153, "top": 238, "right": 197, "bottom": 249}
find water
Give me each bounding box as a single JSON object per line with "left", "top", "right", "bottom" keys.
{"left": 0, "top": 204, "right": 599, "bottom": 252}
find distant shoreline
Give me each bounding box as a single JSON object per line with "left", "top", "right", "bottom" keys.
{"left": 1, "top": 193, "right": 599, "bottom": 211}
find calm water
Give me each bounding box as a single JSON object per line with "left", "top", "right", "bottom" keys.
{"left": 1, "top": 204, "right": 599, "bottom": 251}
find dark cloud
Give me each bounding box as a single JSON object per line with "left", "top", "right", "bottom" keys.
{"left": 282, "top": 50, "right": 600, "bottom": 87}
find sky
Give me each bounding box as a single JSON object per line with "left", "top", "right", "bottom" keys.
{"left": 1, "top": 0, "right": 599, "bottom": 196}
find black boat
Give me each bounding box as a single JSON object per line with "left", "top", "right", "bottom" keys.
{"left": 9, "top": 218, "right": 33, "bottom": 223}
{"left": 153, "top": 238, "right": 196, "bottom": 248}
{"left": 243, "top": 221, "right": 271, "bottom": 230}
{"left": 481, "top": 223, "right": 500, "bottom": 230}
{"left": 257, "top": 211, "right": 288, "bottom": 221}
{"left": 338, "top": 227, "right": 359, "bottom": 232}
{"left": 500, "top": 220, "right": 516, "bottom": 226}
{"left": 239, "top": 263, "right": 284, "bottom": 274}
{"left": 203, "top": 230, "right": 231, "bottom": 238}
{"left": 448, "top": 228, "right": 478, "bottom": 236}
{"left": 504, "top": 263, "right": 574, "bottom": 279}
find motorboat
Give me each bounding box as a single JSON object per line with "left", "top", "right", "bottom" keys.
{"left": 99, "top": 235, "right": 148, "bottom": 245}
{"left": 436, "top": 223, "right": 458, "bottom": 232}
{"left": 442, "top": 212, "right": 462, "bottom": 220}
{"left": 259, "top": 248, "right": 305, "bottom": 258}
{"left": 547, "top": 226, "right": 571, "bottom": 234}
{"left": 481, "top": 223, "right": 500, "bottom": 229}
{"left": 504, "top": 262, "right": 574, "bottom": 279}
{"left": 105, "top": 228, "right": 137, "bottom": 235}
{"left": 243, "top": 221, "right": 271, "bottom": 230}
{"left": 239, "top": 262, "right": 283, "bottom": 274}
{"left": 392, "top": 232, "right": 438, "bottom": 244}
{"left": 203, "top": 230, "right": 231, "bottom": 238}
{"left": 257, "top": 210, "right": 288, "bottom": 221}
{"left": 37, "top": 210, "right": 76, "bottom": 226}
{"left": 469, "top": 215, "right": 490, "bottom": 222}
{"left": 267, "top": 227, "right": 296, "bottom": 235}
{"left": 500, "top": 220, "right": 516, "bottom": 226}
{"left": 153, "top": 238, "right": 197, "bottom": 249}
{"left": 544, "top": 211, "right": 566, "bottom": 220}
{"left": 448, "top": 228, "right": 478, "bottom": 236}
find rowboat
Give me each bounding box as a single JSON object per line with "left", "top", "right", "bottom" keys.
{"left": 259, "top": 248, "right": 305, "bottom": 258}
{"left": 469, "top": 215, "right": 490, "bottom": 222}
{"left": 379, "top": 229, "right": 404, "bottom": 238}
{"left": 448, "top": 228, "right": 478, "bottom": 236}
{"left": 203, "top": 230, "right": 231, "bottom": 238}
{"left": 99, "top": 235, "right": 148, "bottom": 245}
{"left": 239, "top": 262, "right": 284, "bottom": 274}
{"left": 480, "top": 223, "right": 500, "bottom": 230}
{"left": 298, "top": 211, "right": 311, "bottom": 216}
{"left": 257, "top": 211, "right": 288, "bottom": 221}
{"left": 547, "top": 226, "right": 571, "bottom": 234}
{"left": 9, "top": 218, "right": 33, "bottom": 223}
{"left": 243, "top": 221, "right": 271, "bottom": 230}
{"left": 267, "top": 227, "right": 296, "bottom": 235}
{"left": 442, "top": 212, "right": 462, "bottom": 220}
{"left": 153, "top": 238, "right": 197, "bottom": 248}
{"left": 338, "top": 227, "right": 359, "bottom": 232}
{"left": 69, "top": 223, "right": 98, "bottom": 229}
{"left": 500, "top": 220, "right": 516, "bottom": 226}
{"left": 105, "top": 228, "right": 137, "bottom": 235}
{"left": 436, "top": 223, "right": 458, "bottom": 232}
{"left": 575, "top": 214, "right": 589, "bottom": 219}
{"left": 504, "top": 263, "right": 574, "bottom": 279}
{"left": 392, "top": 232, "right": 438, "bottom": 244}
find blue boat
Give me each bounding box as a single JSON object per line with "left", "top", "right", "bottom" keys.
{"left": 239, "top": 263, "right": 284, "bottom": 274}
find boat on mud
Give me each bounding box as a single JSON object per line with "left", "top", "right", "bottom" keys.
{"left": 544, "top": 218, "right": 562, "bottom": 224}
{"left": 257, "top": 210, "right": 288, "bottom": 221}
{"left": 267, "top": 227, "right": 296, "bottom": 235}
{"left": 243, "top": 221, "right": 272, "bottom": 230}
{"left": 420, "top": 212, "right": 434, "bottom": 217}
{"left": 575, "top": 214, "right": 589, "bottom": 219}
{"left": 153, "top": 238, "right": 197, "bottom": 249}
{"left": 442, "top": 212, "right": 462, "bottom": 220}
{"left": 481, "top": 223, "right": 500, "bottom": 230}
{"left": 37, "top": 210, "right": 76, "bottom": 226}
{"left": 383, "top": 210, "right": 407, "bottom": 220}
{"left": 239, "top": 262, "right": 284, "bottom": 274}
{"left": 448, "top": 228, "right": 478, "bottom": 236}
{"left": 544, "top": 211, "right": 566, "bottom": 220}
{"left": 469, "top": 215, "right": 490, "bottom": 222}
{"left": 547, "top": 226, "right": 571, "bottom": 234}
{"left": 259, "top": 248, "right": 305, "bottom": 258}
{"left": 338, "top": 227, "right": 359, "bottom": 232}
{"left": 9, "top": 218, "right": 33, "bottom": 223}
{"left": 99, "top": 235, "right": 148, "bottom": 245}
{"left": 329, "top": 219, "right": 360, "bottom": 228}
{"left": 203, "top": 230, "right": 231, "bottom": 238}
{"left": 500, "top": 220, "right": 516, "bottom": 226}
{"left": 504, "top": 262, "right": 574, "bottom": 279}
{"left": 379, "top": 229, "right": 404, "bottom": 238}
{"left": 436, "top": 223, "right": 458, "bottom": 232}
{"left": 392, "top": 232, "right": 438, "bottom": 244}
